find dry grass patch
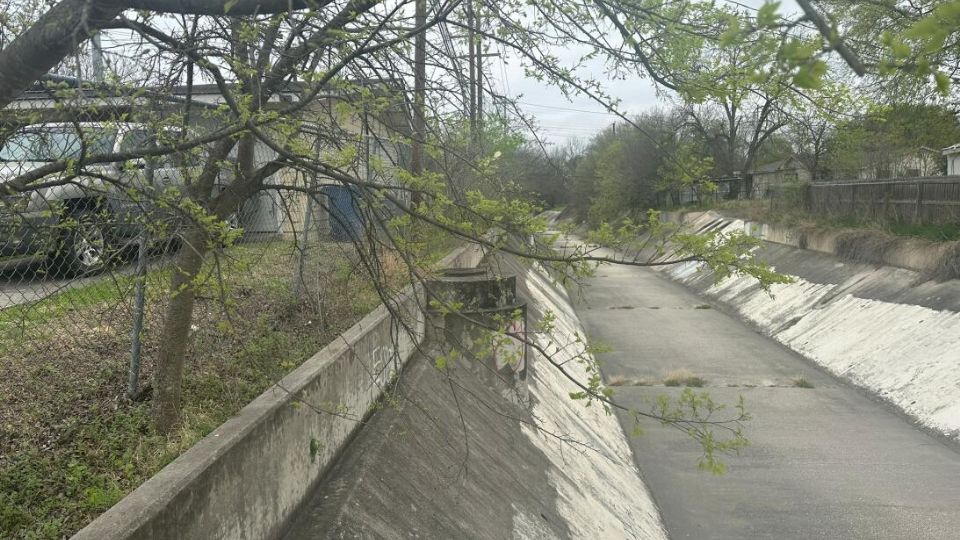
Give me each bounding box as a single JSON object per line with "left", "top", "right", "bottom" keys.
{"left": 663, "top": 369, "right": 707, "bottom": 388}
{"left": 833, "top": 230, "right": 898, "bottom": 265}
{"left": 607, "top": 375, "right": 654, "bottom": 387}
{"left": 930, "top": 241, "right": 960, "bottom": 281}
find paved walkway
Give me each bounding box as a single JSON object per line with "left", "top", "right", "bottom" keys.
{"left": 571, "top": 256, "right": 960, "bottom": 539}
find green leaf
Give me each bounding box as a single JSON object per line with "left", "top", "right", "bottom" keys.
{"left": 309, "top": 437, "right": 321, "bottom": 463}
{"left": 904, "top": 13, "right": 943, "bottom": 41}
{"left": 719, "top": 15, "right": 741, "bottom": 47}
{"left": 793, "top": 60, "right": 827, "bottom": 89}
{"left": 935, "top": 71, "right": 951, "bottom": 96}
{"left": 889, "top": 39, "right": 911, "bottom": 60}
{"left": 756, "top": 1, "right": 781, "bottom": 28}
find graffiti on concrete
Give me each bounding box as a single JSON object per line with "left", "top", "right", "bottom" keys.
{"left": 494, "top": 318, "right": 526, "bottom": 375}
{"left": 371, "top": 344, "right": 397, "bottom": 385}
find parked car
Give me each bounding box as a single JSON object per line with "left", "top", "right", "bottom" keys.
{"left": 0, "top": 122, "right": 195, "bottom": 275}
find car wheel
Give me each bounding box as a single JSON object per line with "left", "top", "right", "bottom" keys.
{"left": 52, "top": 209, "right": 110, "bottom": 277}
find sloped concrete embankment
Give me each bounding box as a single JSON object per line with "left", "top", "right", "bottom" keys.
{"left": 284, "top": 253, "right": 666, "bottom": 538}
{"left": 659, "top": 211, "right": 960, "bottom": 440}
{"left": 515, "top": 258, "right": 665, "bottom": 538}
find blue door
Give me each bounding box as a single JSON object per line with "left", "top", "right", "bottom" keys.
{"left": 321, "top": 185, "right": 363, "bottom": 242}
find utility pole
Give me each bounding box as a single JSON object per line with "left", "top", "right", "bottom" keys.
{"left": 475, "top": 5, "right": 483, "bottom": 139}
{"left": 456, "top": 5, "right": 498, "bottom": 146}
{"left": 411, "top": 0, "right": 426, "bottom": 206}
{"left": 91, "top": 32, "right": 104, "bottom": 82}
{"left": 466, "top": 0, "right": 477, "bottom": 140}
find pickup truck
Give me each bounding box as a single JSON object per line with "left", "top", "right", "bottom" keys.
{"left": 0, "top": 122, "right": 192, "bottom": 276}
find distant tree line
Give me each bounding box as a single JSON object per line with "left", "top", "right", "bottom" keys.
{"left": 508, "top": 101, "right": 960, "bottom": 225}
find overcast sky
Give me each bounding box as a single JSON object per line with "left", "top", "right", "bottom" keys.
{"left": 89, "top": 1, "right": 799, "bottom": 148}
{"left": 500, "top": 0, "right": 800, "bottom": 146}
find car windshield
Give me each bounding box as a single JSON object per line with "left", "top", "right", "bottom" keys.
{"left": 0, "top": 128, "right": 117, "bottom": 162}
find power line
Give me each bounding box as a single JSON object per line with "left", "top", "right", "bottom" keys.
{"left": 722, "top": 0, "right": 818, "bottom": 33}
{"left": 518, "top": 101, "right": 624, "bottom": 116}
{"left": 537, "top": 128, "right": 606, "bottom": 134}
{"left": 722, "top": 0, "right": 764, "bottom": 13}
{"left": 536, "top": 120, "right": 611, "bottom": 128}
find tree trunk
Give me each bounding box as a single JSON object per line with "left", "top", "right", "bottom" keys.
{"left": 152, "top": 226, "right": 208, "bottom": 433}
{"left": 725, "top": 121, "right": 741, "bottom": 199}
{"left": 0, "top": 0, "right": 122, "bottom": 109}
{"left": 410, "top": 0, "right": 426, "bottom": 206}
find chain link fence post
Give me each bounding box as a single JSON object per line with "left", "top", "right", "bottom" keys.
{"left": 128, "top": 147, "right": 156, "bottom": 399}
{"left": 294, "top": 170, "right": 315, "bottom": 300}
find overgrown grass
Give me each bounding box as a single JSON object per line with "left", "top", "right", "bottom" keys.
{"left": 887, "top": 222, "right": 960, "bottom": 242}
{"left": 0, "top": 275, "right": 140, "bottom": 355}
{"left": 709, "top": 199, "right": 960, "bottom": 243}
{"left": 0, "top": 239, "right": 401, "bottom": 539}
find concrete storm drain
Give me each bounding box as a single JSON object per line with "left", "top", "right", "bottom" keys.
{"left": 426, "top": 267, "right": 529, "bottom": 402}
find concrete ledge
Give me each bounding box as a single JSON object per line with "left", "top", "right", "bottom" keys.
{"left": 73, "top": 243, "right": 483, "bottom": 540}
{"left": 662, "top": 210, "right": 955, "bottom": 276}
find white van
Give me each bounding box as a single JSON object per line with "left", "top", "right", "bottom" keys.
{"left": 0, "top": 122, "right": 196, "bottom": 275}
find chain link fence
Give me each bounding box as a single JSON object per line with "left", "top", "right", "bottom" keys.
{"left": 655, "top": 176, "right": 768, "bottom": 209}
{"left": 0, "top": 82, "right": 423, "bottom": 537}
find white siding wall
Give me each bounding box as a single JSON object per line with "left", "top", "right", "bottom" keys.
{"left": 947, "top": 153, "right": 960, "bottom": 176}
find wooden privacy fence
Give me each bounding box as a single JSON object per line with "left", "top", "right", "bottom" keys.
{"left": 775, "top": 177, "right": 960, "bottom": 225}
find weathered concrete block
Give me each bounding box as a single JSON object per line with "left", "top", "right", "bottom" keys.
{"left": 426, "top": 267, "right": 529, "bottom": 399}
